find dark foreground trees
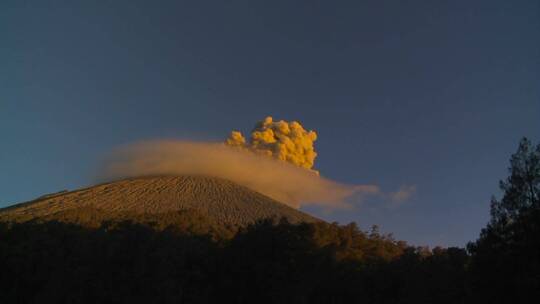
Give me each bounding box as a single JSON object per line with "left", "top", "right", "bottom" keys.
{"left": 0, "top": 138, "right": 538, "bottom": 303}
{"left": 0, "top": 217, "right": 468, "bottom": 303}
{"left": 468, "top": 137, "right": 540, "bottom": 302}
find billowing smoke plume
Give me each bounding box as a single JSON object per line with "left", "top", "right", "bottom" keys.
{"left": 97, "top": 117, "right": 414, "bottom": 209}
{"left": 226, "top": 116, "right": 318, "bottom": 172}
{"left": 99, "top": 140, "right": 380, "bottom": 209}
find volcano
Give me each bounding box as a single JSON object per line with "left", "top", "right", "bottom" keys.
{"left": 0, "top": 176, "right": 319, "bottom": 229}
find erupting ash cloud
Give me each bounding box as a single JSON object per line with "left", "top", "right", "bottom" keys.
{"left": 99, "top": 140, "right": 380, "bottom": 209}
{"left": 226, "top": 116, "right": 318, "bottom": 173}
{"left": 99, "top": 117, "right": 414, "bottom": 209}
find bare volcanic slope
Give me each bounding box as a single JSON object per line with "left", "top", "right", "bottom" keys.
{"left": 0, "top": 176, "right": 319, "bottom": 228}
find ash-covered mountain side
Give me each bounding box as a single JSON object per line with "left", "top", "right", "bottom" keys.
{"left": 0, "top": 176, "right": 320, "bottom": 231}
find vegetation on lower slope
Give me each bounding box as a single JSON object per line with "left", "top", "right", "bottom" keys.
{"left": 18, "top": 207, "right": 239, "bottom": 240}
{"left": 0, "top": 217, "right": 469, "bottom": 304}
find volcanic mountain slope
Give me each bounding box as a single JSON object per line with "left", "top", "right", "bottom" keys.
{"left": 0, "top": 176, "right": 319, "bottom": 229}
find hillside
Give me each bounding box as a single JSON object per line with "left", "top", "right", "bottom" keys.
{"left": 0, "top": 175, "right": 318, "bottom": 229}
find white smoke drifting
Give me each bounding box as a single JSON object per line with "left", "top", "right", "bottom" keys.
{"left": 99, "top": 140, "right": 380, "bottom": 209}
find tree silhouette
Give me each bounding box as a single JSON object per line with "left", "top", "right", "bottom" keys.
{"left": 468, "top": 137, "right": 540, "bottom": 303}
{"left": 490, "top": 137, "right": 539, "bottom": 227}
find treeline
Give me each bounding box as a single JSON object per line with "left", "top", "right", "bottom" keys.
{"left": 0, "top": 138, "right": 538, "bottom": 303}
{"left": 0, "top": 217, "right": 469, "bottom": 303}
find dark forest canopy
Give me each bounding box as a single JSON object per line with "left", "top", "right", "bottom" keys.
{"left": 1, "top": 138, "right": 539, "bottom": 304}
{"left": 0, "top": 216, "right": 468, "bottom": 303}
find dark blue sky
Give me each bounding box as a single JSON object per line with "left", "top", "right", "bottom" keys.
{"left": 1, "top": 0, "right": 538, "bottom": 247}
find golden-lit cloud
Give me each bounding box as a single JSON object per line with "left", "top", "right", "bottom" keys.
{"left": 226, "top": 116, "right": 318, "bottom": 172}
{"left": 99, "top": 140, "right": 380, "bottom": 209}
{"left": 98, "top": 117, "right": 415, "bottom": 209}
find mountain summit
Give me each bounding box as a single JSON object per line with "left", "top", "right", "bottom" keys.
{"left": 0, "top": 176, "right": 318, "bottom": 228}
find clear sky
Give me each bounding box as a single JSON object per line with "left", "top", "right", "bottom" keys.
{"left": 1, "top": 0, "right": 538, "bottom": 247}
